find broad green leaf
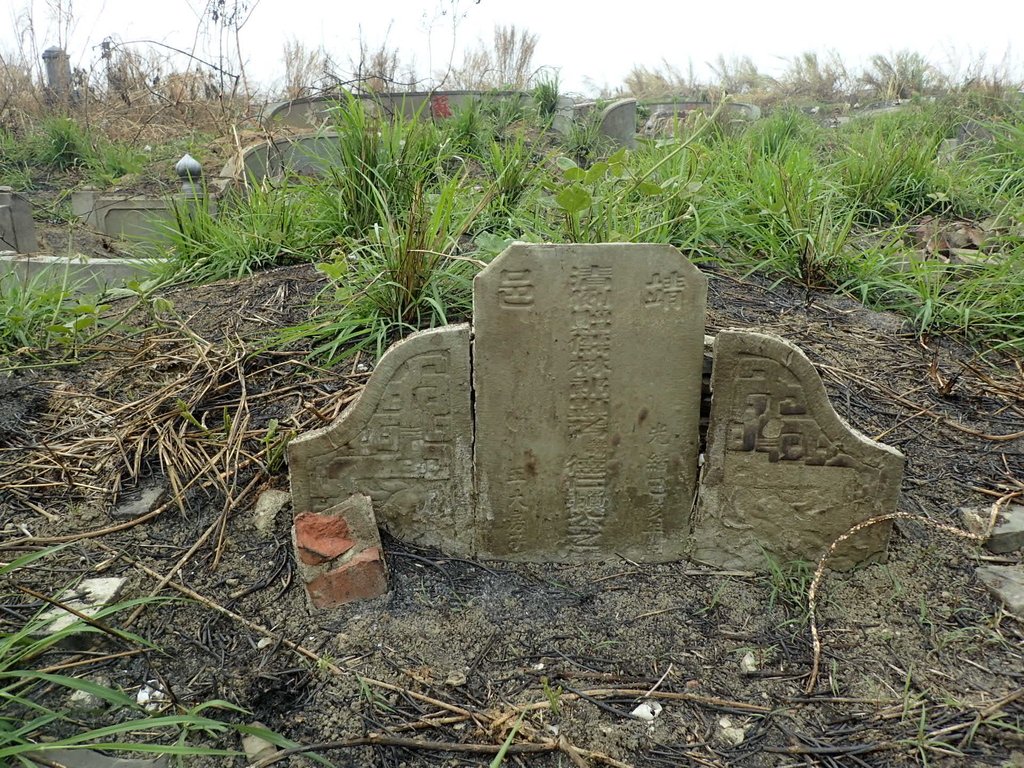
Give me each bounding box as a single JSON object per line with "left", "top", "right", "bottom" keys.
{"left": 554, "top": 185, "right": 592, "bottom": 214}
{"left": 583, "top": 162, "right": 608, "bottom": 184}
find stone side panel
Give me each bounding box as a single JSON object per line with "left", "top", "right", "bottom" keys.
{"left": 473, "top": 243, "right": 707, "bottom": 562}
{"left": 694, "top": 330, "right": 904, "bottom": 570}
{"left": 287, "top": 324, "right": 473, "bottom": 553}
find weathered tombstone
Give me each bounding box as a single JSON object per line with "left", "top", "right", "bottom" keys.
{"left": 41, "top": 46, "right": 72, "bottom": 102}
{"left": 287, "top": 324, "right": 474, "bottom": 553}
{"left": 0, "top": 187, "right": 38, "bottom": 253}
{"left": 598, "top": 99, "right": 638, "bottom": 149}
{"left": 473, "top": 243, "right": 707, "bottom": 561}
{"left": 693, "top": 330, "right": 904, "bottom": 570}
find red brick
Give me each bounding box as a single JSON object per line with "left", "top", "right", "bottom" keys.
{"left": 305, "top": 547, "right": 388, "bottom": 608}
{"left": 294, "top": 512, "right": 355, "bottom": 565}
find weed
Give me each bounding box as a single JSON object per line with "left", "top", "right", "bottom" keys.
{"left": 484, "top": 134, "right": 541, "bottom": 219}
{"left": 0, "top": 268, "right": 108, "bottom": 357}
{"left": 29, "top": 117, "right": 94, "bottom": 171}
{"left": 0, "top": 547, "right": 254, "bottom": 764}
{"left": 562, "top": 109, "right": 611, "bottom": 168}
{"left": 540, "top": 676, "right": 563, "bottom": 716}
{"left": 279, "top": 171, "right": 488, "bottom": 365}
{"left": 764, "top": 554, "right": 814, "bottom": 628}
{"left": 160, "top": 183, "right": 321, "bottom": 284}
{"left": 836, "top": 112, "right": 946, "bottom": 223}
{"left": 533, "top": 73, "right": 560, "bottom": 121}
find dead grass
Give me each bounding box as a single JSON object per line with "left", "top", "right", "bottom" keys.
{"left": 445, "top": 24, "right": 539, "bottom": 90}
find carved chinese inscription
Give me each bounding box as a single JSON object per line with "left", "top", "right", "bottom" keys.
{"left": 473, "top": 243, "right": 707, "bottom": 562}
{"left": 565, "top": 265, "right": 613, "bottom": 555}
{"left": 693, "top": 330, "right": 904, "bottom": 570}
{"left": 287, "top": 325, "right": 474, "bottom": 554}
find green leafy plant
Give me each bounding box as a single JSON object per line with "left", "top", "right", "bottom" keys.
{"left": 0, "top": 269, "right": 107, "bottom": 357}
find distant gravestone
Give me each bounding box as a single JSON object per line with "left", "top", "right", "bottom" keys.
{"left": 0, "top": 187, "right": 37, "bottom": 253}
{"left": 473, "top": 243, "right": 707, "bottom": 561}
{"left": 693, "top": 330, "right": 904, "bottom": 570}
{"left": 288, "top": 325, "right": 474, "bottom": 553}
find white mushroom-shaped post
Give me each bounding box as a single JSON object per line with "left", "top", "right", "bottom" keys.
{"left": 175, "top": 154, "right": 203, "bottom": 198}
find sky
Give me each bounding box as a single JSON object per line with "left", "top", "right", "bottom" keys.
{"left": 5, "top": 0, "right": 1024, "bottom": 97}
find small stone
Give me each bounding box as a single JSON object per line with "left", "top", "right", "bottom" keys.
{"left": 68, "top": 684, "right": 107, "bottom": 715}
{"left": 37, "top": 578, "right": 127, "bottom": 636}
{"left": 631, "top": 700, "right": 663, "bottom": 721}
{"left": 136, "top": 681, "right": 168, "bottom": 712}
{"left": 959, "top": 506, "right": 988, "bottom": 537}
{"left": 987, "top": 504, "right": 1024, "bottom": 554}
{"left": 960, "top": 504, "right": 1024, "bottom": 552}
{"left": 111, "top": 485, "right": 163, "bottom": 519}
{"left": 740, "top": 652, "right": 758, "bottom": 675}
{"left": 241, "top": 722, "right": 278, "bottom": 763}
{"left": 253, "top": 489, "right": 291, "bottom": 534}
{"left": 444, "top": 670, "right": 467, "bottom": 687}
{"left": 718, "top": 716, "right": 747, "bottom": 746}
{"left": 976, "top": 566, "right": 1024, "bottom": 615}
{"left": 257, "top": 637, "right": 274, "bottom": 650}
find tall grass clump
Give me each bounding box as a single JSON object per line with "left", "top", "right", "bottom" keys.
{"left": 319, "top": 93, "right": 450, "bottom": 238}
{"left": 745, "top": 108, "right": 823, "bottom": 161}
{"left": 29, "top": 117, "right": 94, "bottom": 171}
{"left": 971, "top": 105, "right": 1024, "bottom": 204}
{"left": 0, "top": 117, "right": 144, "bottom": 188}
{"left": 841, "top": 246, "right": 1024, "bottom": 350}
{"left": 860, "top": 51, "right": 939, "bottom": 100}
{"left": 280, "top": 172, "right": 489, "bottom": 364}
{"left": 689, "top": 112, "right": 854, "bottom": 287}
{"left": 0, "top": 270, "right": 107, "bottom": 358}
{"left": 734, "top": 147, "right": 854, "bottom": 286}
{"left": 533, "top": 73, "right": 560, "bottom": 122}
{"left": 159, "top": 185, "right": 324, "bottom": 284}
{"left": 834, "top": 109, "right": 949, "bottom": 223}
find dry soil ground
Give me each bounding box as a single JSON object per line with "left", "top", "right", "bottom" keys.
{"left": 2, "top": 262, "right": 1023, "bottom": 767}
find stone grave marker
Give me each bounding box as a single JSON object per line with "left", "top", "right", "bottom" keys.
{"left": 693, "top": 330, "right": 904, "bottom": 570}
{"left": 473, "top": 243, "right": 707, "bottom": 561}
{"left": 287, "top": 324, "right": 473, "bottom": 554}
{"left": 0, "top": 187, "right": 37, "bottom": 253}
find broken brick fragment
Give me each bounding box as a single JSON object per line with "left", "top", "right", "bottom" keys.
{"left": 294, "top": 512, "right": 354, "bottom": 565}
{"left": 305, "top": 547, "right": 388, "bottom": 608}
{"left": 292, "top": 494, "right": 388, "bottom": 608}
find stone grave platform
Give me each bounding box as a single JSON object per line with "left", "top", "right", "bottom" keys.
{"left": 288, "top": 243, "right": 904, "bottom": 570}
